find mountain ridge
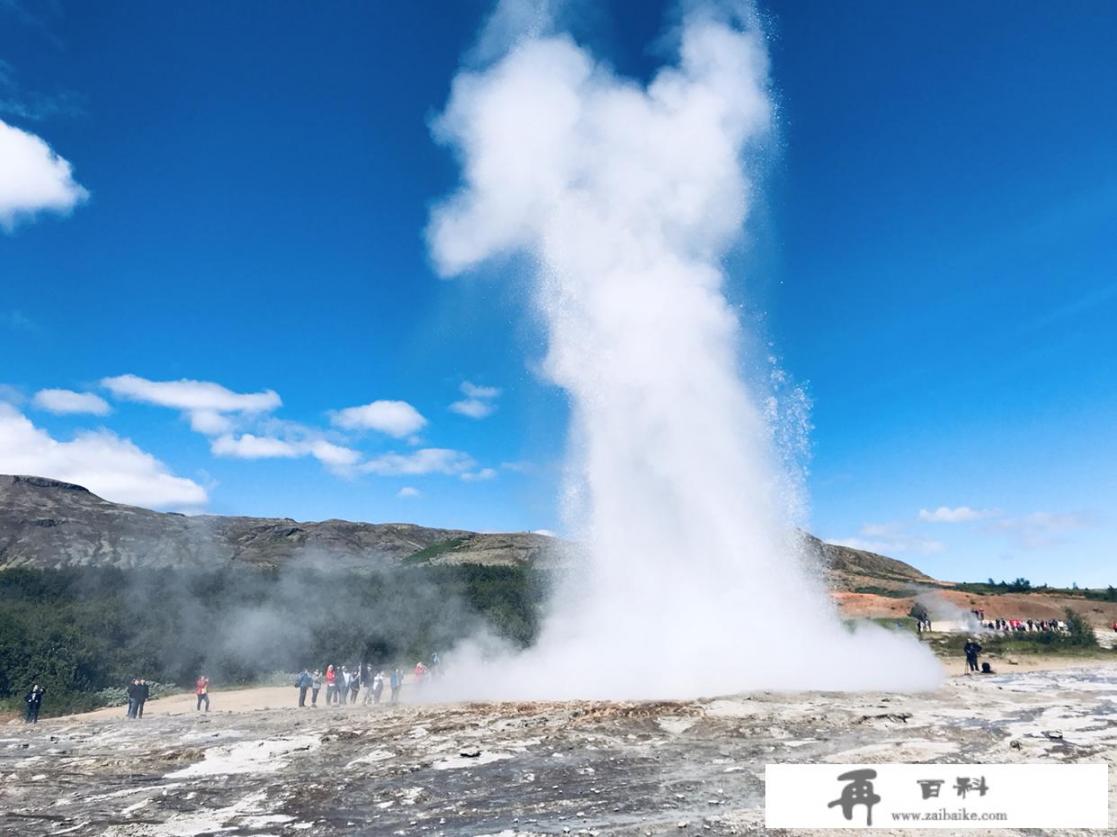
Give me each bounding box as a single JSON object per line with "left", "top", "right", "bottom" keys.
{"left": 0, "top": 474, "right": 935, "bottom": 588}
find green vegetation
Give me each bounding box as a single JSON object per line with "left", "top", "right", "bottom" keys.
{"left": 1082, "top": 586, "right": 1117, "bottom": 602}
{"left": 953, "top": 577, "right": 1035, "bottom": 595}
{"left": 402, "top": 537, "right": 468, "bottom": 565}
{"left": 0, "top": 564, "right": 549, "bottom": 717}
{"left": 926, "top": 608, "right": 1105, "bottom": 658}
{"left": 953, "top": 578, "right": 1117, "bottom": 600}
{"left": 851, "top": 585, "right": 919, "bottom": 598}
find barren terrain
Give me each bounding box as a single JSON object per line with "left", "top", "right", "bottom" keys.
{"left": 2, "top": 662, "right": 1115, "bottom": 836}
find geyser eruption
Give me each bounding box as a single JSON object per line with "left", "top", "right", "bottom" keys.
{"left": 429, "top": 2, "right": 941, "bottom": 696}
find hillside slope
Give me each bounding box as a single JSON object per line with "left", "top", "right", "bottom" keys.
{"left": 0, "top": 474, "right": 933, "bottom": 588}
{"left": 0, "top": 475, "right": 555, "bottom": 571}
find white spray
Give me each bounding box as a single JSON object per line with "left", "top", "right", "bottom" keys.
{"left": 428, "top": 1, "right": 942, "bottom": 697}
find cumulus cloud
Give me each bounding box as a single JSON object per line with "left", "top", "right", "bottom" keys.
{"left": 450, "top": 381, "right": 502, "bottom": 419}
{"left": 361, "top": 448, "right": 476, "bottom": 476}
{"left": 918, "top": 505, "right": 998, "bottom": 523}
{"left": 32, "top": 388, "right": 110, "bottom": 416}
{"left": 0, "top": 402, "right": 206, "bottom": 509}
{"left": 101, "top": 374, "right": 280, "bottom": 436}
{"left": 0, "top": 117, "right": 88, "bottom": 230}
{"left": 331, "top": 400, "right": 427, "bottom": 438}
{"left": 211, "top": 434, "right": 300, "bottom": 460}
{"left": 211, "top": 433, "right": 360, "bottom": 470}
{"left": 102, "top": 374, "right": 280, "bottom": 414}
{"left": 397, "top": 486, "right": 421, "bottom": 499}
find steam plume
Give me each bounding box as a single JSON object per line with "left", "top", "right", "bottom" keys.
{"left": 429, "top": 2, "right": 941, "bottom": 696}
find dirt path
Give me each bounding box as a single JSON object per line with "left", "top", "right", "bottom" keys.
{"left": 72, "top": 686, "right": 306, "bottom": 721}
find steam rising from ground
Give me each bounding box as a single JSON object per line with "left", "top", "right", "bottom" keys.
{"left": 428, "top": 2, "right": 941, "bottom": 696}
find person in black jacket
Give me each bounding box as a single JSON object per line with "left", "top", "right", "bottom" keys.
{"left": 137, "top": 679, "right": 150, "bottom": 718}
{"left": 126, "top": 679, "right": 140, "bottom": 718}
{"left": 963, "top": 638, "right": 982, "bottom": 673}
{"left": 25, "top": 684, "right": 45, "bottom": 724}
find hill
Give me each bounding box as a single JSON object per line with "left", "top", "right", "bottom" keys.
{"left": 0, "top": 474, "right": 556, "bottom": 571}
{"left": 0, "top": 474, "right": 933, "bottom": 589}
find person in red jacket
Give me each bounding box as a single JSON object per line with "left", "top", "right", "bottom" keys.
{"left": 195, "top": 675, "right": 210, "bottom": 712}
{"left": 325, "top": 664, "right": 337, "bottom": 704}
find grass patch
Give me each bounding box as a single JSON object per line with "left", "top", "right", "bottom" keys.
{"left": 402, "top": 537, "right": 468, "bottom": 565}
{"left": 851, "top": 585, "right": 918, "bottom": 598}
{"left": 925, "top": 609, "right": 1108, "bottom": 657}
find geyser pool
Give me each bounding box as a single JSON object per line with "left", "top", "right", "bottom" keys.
{"left": 427, "top": 1, "right": 942, "bottom": 697}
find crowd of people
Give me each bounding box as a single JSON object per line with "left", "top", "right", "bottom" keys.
{"left": 294, "top": 654, "right": 440, "bottom": 708}
{"left": 982, "top": 617, "right": 1069, "bottom": 633}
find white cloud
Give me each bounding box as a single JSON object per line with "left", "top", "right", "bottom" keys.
{"left": 990, "top": 512, "right": 1088, "bottom": 550}
{"left": 0, "top": 117, "right": 88, "bottom": 230}
{"left": 918, "top": 505, "right": 998, "bottom": 523}
{"left": 830, "top": 522, "right": 945, "bottom": 557}
{"left": 102, "top": 374, "right": 280, "bottom": 414}
{"left": 449, "top": 398, "right": 496, "bottom": 419}
{"left": 188, "top": 409, "right": 235, "bottom": 435}
{"left": 461, "top": 467, "right": 498, "bottom": 482}
{"left": 307, "top": 439, "right": 361, "bottom": 468}
{"left": 397, "top": 486, "right": 421, "bottom": 499}
{"left": 532, "top": 528, "right": 556, "bottom": 537}
{"left": 211, "top": 434, "right": 300, "bottom": 460}
{"left": 449, "top": 380, "right": 501, "bottom": 419}
{"left": 211, "top": 433, "right": 360, "bottom": 470}
{"left": 361, "top": 448, "right": 475, "bottom": 476}
{"left": 331, "top": 400, "right": 427, "bottom": 438}
{"left": 831, "top": 536, "right": 945, "bottom": 556}
{"left": 0, "top": 402, "right": 206, "bottom": 509}
{"left": 101, "top": 374, "right": 280, "bottom": 437}
{"left": 32, "top": 388, "right": 110, "bottom": 416}
{"left": 461, "top": 381, "right": 501, "bottom": 399}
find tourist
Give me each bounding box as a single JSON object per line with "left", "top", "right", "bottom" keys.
{"left": 195, "top": 674, "right": 210, "bottom": 711}
{"left": 137, "top": 679, "right": 150, "bottom": 718}
{"left": 430, "top": 651, "right": 441, "bottom": 678}
{"left": 349, "top": 667, "right": 361, "bottom": 703}
{"left": 963, "top": 638, "right": 982, "bottom": 674}
{"left": 126, "top": 679, "right": 141, "bottom": 719}
{"left": 25, "top": 684, "right": 45, "bottom": 724}
{"left": 296, "top": 669, "right": 312, "bottom": 707}
{"left": 389, "top": 667, "right": 402, "bottom": 704}
{"left": 311, "top": 669, "right": 322, "bottom": 707}
{"left": 371, "top": 670, "right": 385, "bottom": 704}
{"left": 325, "top": 665, "right": 337, "bottom": 704}
{"left": 339, "top": 666, "right": 350, "bottom": 705}
{"left": 413, "top": 661, "right": 429, "bottom": 686}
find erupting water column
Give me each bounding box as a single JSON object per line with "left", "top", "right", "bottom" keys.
{"left": 428, "top": 3, "right": 942, "bottom": 697}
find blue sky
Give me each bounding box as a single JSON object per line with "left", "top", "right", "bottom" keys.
{"left": 1, "top": 1, "right": 1114, "bottom": 585}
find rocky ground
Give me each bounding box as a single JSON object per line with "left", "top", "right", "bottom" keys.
{"left": 1, "top": 665, "right": 1115, "bottom": 836}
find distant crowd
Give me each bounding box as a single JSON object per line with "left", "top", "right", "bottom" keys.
{"left": 982, "top": 617, "right": 1069, "bottom": 633}
{"left": 294, "top": 653, "right": 441, "bottom": 708}
{"left": 9, "top": 653, "right": 444, "bottom": 725}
